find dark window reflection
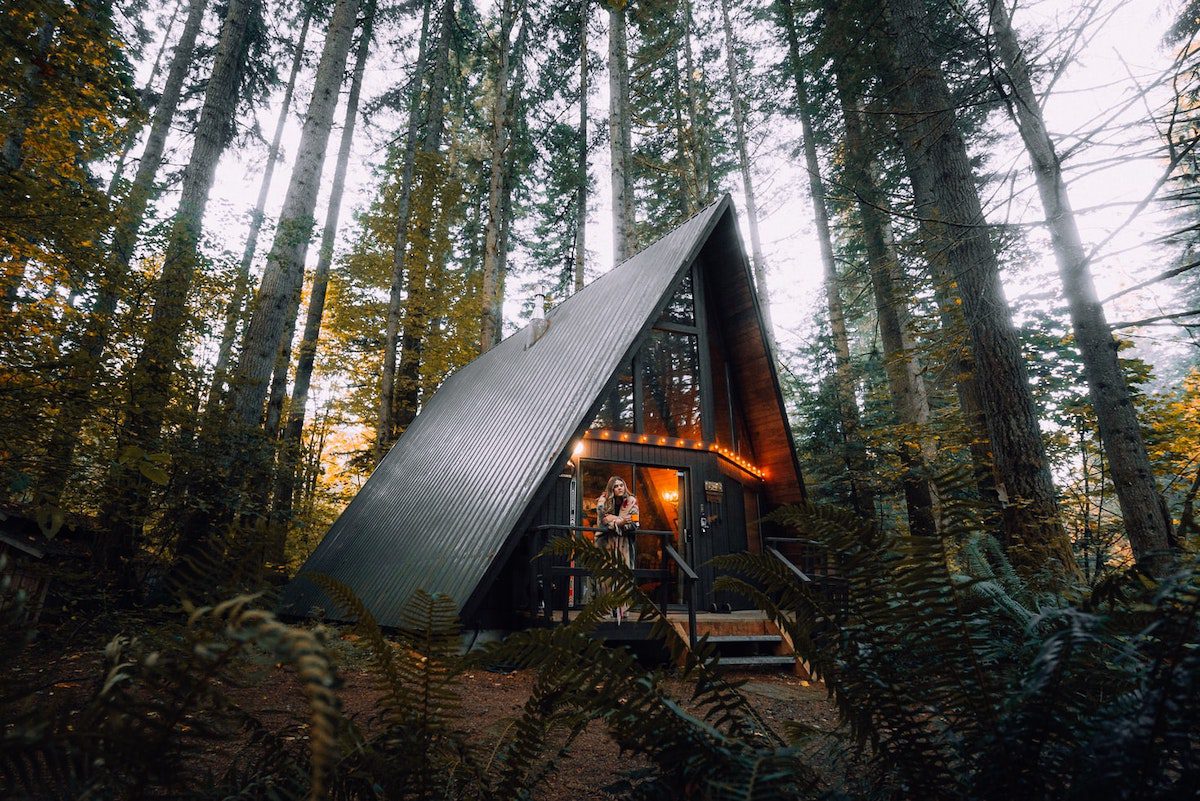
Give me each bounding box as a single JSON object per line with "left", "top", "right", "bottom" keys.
{"left": 589, "top": 362, "right": 634, "bottom": 431}
{"left": 641, "top": 330, "right": 701, "bottom": 440}
{"left": 659, "top": 270, "right": 695, "bottom": 326}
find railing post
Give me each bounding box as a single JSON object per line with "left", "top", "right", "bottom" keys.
{"left": 541, "top": 529, "right": 552, "bottom": 625}
{"left": 658, "top": 532, "right": 669, "bottom": 617}
{"left": 686, "top": 576, "right": 697, "bottom": 649}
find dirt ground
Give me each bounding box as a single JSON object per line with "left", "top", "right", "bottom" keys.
{"left": 17, "top": 633, "right": 840, "bottom": 799}
{"left": 233, "top": 657, "right": 839, "bottom": 800}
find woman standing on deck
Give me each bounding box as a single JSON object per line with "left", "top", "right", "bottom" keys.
{"left": 596, "top": 476, "right": 639, "bottom": 618}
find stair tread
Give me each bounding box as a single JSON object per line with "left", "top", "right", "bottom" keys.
{"left": 705, "top": 634, "right": 783, "bottom": 643}
{"left": 718, "top": 655, "right": 796, "bottom": 666}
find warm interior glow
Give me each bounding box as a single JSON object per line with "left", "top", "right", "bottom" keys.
{"left": 661, "top": 489, "right": 679, "bottom": 503}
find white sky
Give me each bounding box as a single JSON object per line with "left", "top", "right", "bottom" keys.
{"left": 138, "top": 0, "right": 1193, "bottom": 393}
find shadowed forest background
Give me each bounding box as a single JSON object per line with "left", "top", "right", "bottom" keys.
{"left": 2, "top": 0, "right": 1200, "bottom": 798}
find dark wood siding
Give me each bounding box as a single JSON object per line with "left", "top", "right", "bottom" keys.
{"left": 698, "top": 235, "right": 805, "bottom": 508}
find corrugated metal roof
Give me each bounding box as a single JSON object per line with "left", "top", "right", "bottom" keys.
{"left": 279, "top": 196, "right": 743, "bottom": 625}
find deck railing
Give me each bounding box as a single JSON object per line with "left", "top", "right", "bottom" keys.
{"left": 764, "top": 536, "right": 848, "bottom": 608}
{"left": 530, "top": 524, "right": 698, "bottom": 648}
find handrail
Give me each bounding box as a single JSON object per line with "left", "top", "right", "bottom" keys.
{"left": 664, "top": 543, "right": 698, "bottom": 647}
{"left": 765, "top": 535, "right": 825, "bottom": 548}
{"left": 664, "top": 543, "right": 697, "bottom": 581}
{"left": 530, "top": 523, "right": 698, "bottom": 648}
{"left": 535, "top": 523, "right": 676, "bottom": 539}
{"left": 766, "top": 546, "right": 812, "bottom": 583}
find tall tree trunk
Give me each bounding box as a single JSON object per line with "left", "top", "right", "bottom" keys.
{"left": 607, "top": 1, "right": 634, "bottom": 263}
{"left": 158, "top": 0, "right": 362, "bottom": 582}
{"left": 392, "top": 0, "right": 455, "bottom": 436}
{"left": 98, "top": 0, "right": 259, "bottom": 577}
{"left": 269, "top": 2, "right": 374, "bottom": 551}
{"left": 883, "top": 0, "right": 1076, "bottom": 580}
{"left": 480, "top": 0, "right": 528, "bottom": 352}
{"left": 880, "top": 63, "right": 999, "bottom": 513}
{"left": 224, "top": 0, "right": 362, "bottom": 442}
{"left": 106, "top": 0, "right": 186, "bottom": 199}
{"left": 206, "top": 8, "right": 312, "bottom": 413}
{"left": 39, "top": 0, "right": 209, "bottom": 503}
{"left": 377, "top": 0, "right": 434, "bottom": 462}
{"left": 834, "top": 62, "right": 937, "bottom": 537}
{"left": 680, "top": 0, "right": 710, "bottom": 207}
{"left": 574, "top": 0, "right": 588, "bottom": 293}
{"left": 987, "top": 0, "right": 1173, "bottom": 571}
{"left": 775, "top": 0, "right": 875, "bottom": 520}
{"left": 719, "top": 0, "right": 773, "bottom": 346}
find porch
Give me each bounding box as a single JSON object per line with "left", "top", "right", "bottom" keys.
{"left": 520, "top": 523, "right": 842, "bottom": 671}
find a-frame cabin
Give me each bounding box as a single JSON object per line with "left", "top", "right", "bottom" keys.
{"left": 280, "top": 195, "right": 806, "bottom": 633}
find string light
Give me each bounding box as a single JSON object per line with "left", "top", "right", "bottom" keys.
{"left": 584, "top": 428, "right": 766, "bottom": 479}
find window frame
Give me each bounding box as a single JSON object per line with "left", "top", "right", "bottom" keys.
{"left": 622, "top": 262, "right": 715, "bottom": 441}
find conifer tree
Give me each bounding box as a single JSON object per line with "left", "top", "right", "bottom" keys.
{"left": 882, "top": 0, "right": 1076, "bottom": 579}
{"left": 207, "top": 4, "right": 314, "bottom": 410}
{"left": 224, "top": 0, "right": 363, "bottom": 451}
{"left": 479, "top": 0, "right": 531, "bottom": 352}
{"left": 775, "top": 0, "right": 876, "bottom": 520}
{"left": 831, "top": 47, "right": 937, "bottom": 536}
{"left": 984, "top": 0, "right": 1174, "bottom": 571}
{"left": 377, "top": 0, "right": 435, "bottom": 462}
{"left": 607, "top": 0, "right": 634, "bottom": 263}
{"left": 98, "top": 0, "right": 266, "bottom": 574}
{"left": 39, "top": 0, "right": 209, "bottom": 503}
{"left": 719, "top": 0, "right": 773, "bottom": 343}
{"left": 270, "top": 0, "right": 376, "bottom": 554}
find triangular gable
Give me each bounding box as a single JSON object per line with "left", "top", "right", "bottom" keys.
{"left": 280, "top": 197, "right": 739, "bottom": 626}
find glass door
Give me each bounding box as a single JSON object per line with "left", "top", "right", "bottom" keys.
{"left": 579, "top": 460, "right": 689, "bottom": 605}
{"left": 634, "top": 466, "right": 688, "bottom": 604}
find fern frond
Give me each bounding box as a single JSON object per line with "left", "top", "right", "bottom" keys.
{"left": 541, "top": 533, "right": 783, "bottom": 745}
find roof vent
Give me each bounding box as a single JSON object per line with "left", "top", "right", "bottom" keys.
{"left": 525, "top": 293, "right": 549, "bottom": 350}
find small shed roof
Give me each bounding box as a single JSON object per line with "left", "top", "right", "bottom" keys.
{"left": 280, "top": 196, "right": 801, "bottom": 625}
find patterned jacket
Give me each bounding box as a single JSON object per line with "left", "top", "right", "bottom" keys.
{"left": 596, "top": 493, "right": 640, "bottom": 536}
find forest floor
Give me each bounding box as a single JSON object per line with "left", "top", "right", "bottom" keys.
{"left": 20, "top": 625, "right": 841, "bottom": 799}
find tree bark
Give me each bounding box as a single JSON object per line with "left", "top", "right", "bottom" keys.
{"left": 98, "top": 0, "right": 259, "bottom": 577}
{"left": 680, "top": 0, "right": 710, "bottom": 209}
{"left": 574, "top": 0, "right": 588, "bottom": 293}
{"left": 775, "top": 0, "right": 875, "bottom": 520}
{"left": 883, "top": 0, "right": 1076, "bottom": 581}
{"left": 719, "top": 0, "right": 773, "bottom": 347}
{"left": 987, "top": 0, "right": 1173, "bottom": 571}
{"left": 607, "top": 2, "right": 634, "bottom": 264}
{"left": 224, "top": 0, "right": 362, "bottom": 443}
{"left": 834, "top": 63, "right": 937, "bottom": 537}
{"left": 377, "top": 0, "right": 434, "bottom": 462}
{"left": 39, "top": 0, "right": 209, "bottom": 502}
{"left": 268, "top": 0, "right": 375, "bottom": 554}
{"left": 206, "top": 8, "right": 312, "bottom": 413}
{"left": 480, "top": 0, "right": 526, "bottom": 352}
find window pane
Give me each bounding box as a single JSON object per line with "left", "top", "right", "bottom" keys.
{"left": 589, "top": 362, "right": 634, "bottom": 431}
{"left": 710, "top": 330, "right": 734, "bottom": 449}
{"left": 641, "top": 330, "right": 701, "bottom": 440}
{"left": 659, "top": 270, "right": 695, "bottom": 326}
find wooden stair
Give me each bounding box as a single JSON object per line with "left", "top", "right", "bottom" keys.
{"left": 669, "top": 612, "right": 808, "bottom": 675}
